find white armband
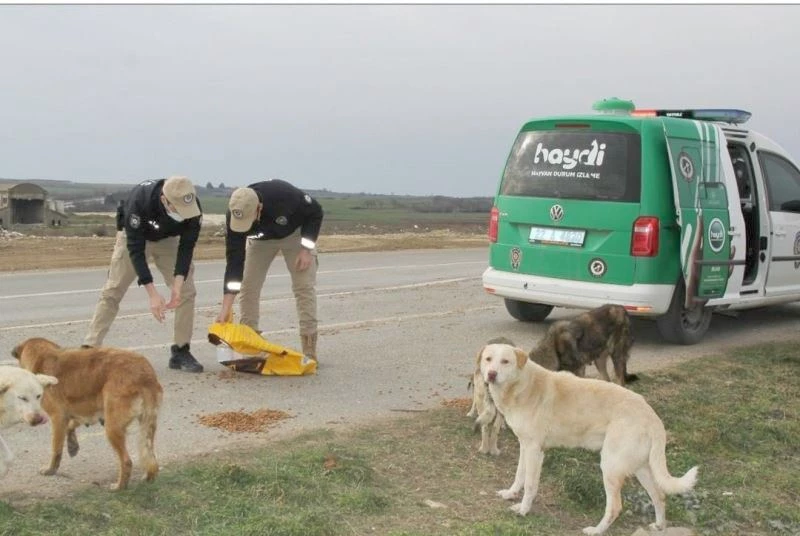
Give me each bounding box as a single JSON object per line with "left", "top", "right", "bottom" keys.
{"left": 301, "top": 237, "right": 316, "bottom": 250}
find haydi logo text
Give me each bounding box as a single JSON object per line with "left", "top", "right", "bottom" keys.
{"left": 533, "top": 140, "right": 606, "bottom": 170}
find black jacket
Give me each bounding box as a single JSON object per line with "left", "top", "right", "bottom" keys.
{"left": 223, "top": 180, "right": 323, "bottom": 294}
{"left": 121, "top": 179, "right": 202, "bottom": 286}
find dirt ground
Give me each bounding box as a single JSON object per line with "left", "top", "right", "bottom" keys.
{"left": 0, "top": 228, "right": 487, "bottom": 272}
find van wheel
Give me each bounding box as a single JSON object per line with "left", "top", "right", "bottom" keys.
{"left": 656, "top": 280, "right": 712, "bottom": 345}
{"left": 504, "top": 299, "right": 553, "bottom": 322}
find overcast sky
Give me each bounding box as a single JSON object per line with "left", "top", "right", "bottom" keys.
{"left": 0, "top": 4, "right": 798, "bottom": 196}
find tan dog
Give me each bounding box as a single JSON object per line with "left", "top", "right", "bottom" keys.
{"left": 529, "top": 304, "right": 636, "bottom": 385}
{"left": 466, "top": 337, "right": 513, "bottom": 455}
{"left": 467, "top": 368, "right": 504, "bottom": 455}
{"left": 12, "top": 338, "right": 163, "bottom": 490}
{"left": 0, "top": 366, "right": 58, "bottom": 476}
{"left": 478, "top": 343, "right": 698, "bottom": 535}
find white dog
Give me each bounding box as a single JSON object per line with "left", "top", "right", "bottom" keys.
{"left": 0, "top": 365, "right": 58, "bottom": 476}
{"left": 478, "top": 343, "right": 698, "bottom": 535}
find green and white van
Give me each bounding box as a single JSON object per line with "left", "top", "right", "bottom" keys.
{"left": 482, "top": 98, "right": 800, "bottom": 344}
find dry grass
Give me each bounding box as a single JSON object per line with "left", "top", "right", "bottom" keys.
{"left": 0, "top": 230, "right": 487, "bottom": 272}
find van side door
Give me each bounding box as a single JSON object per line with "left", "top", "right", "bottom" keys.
{"left": 759, "top": 151, "right": 800, "bottom": 297}
{"left": 662, "top": 119, "right": 732, "bottom": 304}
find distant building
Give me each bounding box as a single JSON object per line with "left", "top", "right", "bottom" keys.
{"left": 104, "top": 192, "right": 129, "bottom": 209}
{"left": 0, "top": 182, "right": 69, "bottom": 227}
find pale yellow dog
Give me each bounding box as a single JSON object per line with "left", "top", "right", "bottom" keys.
{"left": 478, "top": 343, "right": 698, "bottom": 535}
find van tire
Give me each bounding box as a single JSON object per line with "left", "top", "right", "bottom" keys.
{"left": 504, "top": 299, "right": 553, "bottom": 322}
{"left": 656, "top": 280, "right": 712, "bottom": 345}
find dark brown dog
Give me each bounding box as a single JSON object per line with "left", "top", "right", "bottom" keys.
{"left": 529, "top": 304, "right": 637, "bottom": 385}
{"left": 12, "top": 338, "right": 163, "bottom": 490}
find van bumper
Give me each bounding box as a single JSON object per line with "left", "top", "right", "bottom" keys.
{"left": 482, "top": 267, "right": 674, "bottom": 315}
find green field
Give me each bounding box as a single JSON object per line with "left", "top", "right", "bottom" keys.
{"left": 200, "top": 195, "right": 490, "bottom": 231}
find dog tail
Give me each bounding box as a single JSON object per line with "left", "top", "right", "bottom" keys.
{"left": 475, "top": 401, "right": 497, "bottom": 427}
{"left": 648, "top": 428, "right": 698, "bottom": 495}
{"left": 474, "top": 381, "right": 499, "bottom": 427}
{"left": 138, "top": 388, "right": 162, "bottom": 482}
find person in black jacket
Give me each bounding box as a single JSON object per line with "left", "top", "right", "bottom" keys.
{"left": 83, "top": 176, "right": 205, "bottom": 373}
{"left": 216, "top": 179, "right": 323, "bottom": 361}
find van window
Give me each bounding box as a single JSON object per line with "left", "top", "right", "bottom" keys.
{"left": 500, "top": 130, "right": 641, "bottom": 202}
{"left": 758, "top": 151, "right": 800, "bottom": 212}
{"left": 728, "top": 144, "right": 755, "bottom": 200}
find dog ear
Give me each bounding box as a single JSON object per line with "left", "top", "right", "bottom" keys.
{"left": 514, "top": 347, "right": 528, "bottom": 368}
{"left": 0, "top": 380, "right": 10, "bottom": 395}
{"left": 475, "top": 345, "right": 486, "bottom": 367}
{"left": 11, "top": 344, "right": 21, "bottom": 360}
{"left": 36, "top": 374, "right": 58, "bottom": 387}
{"left": 567, "top": 322, "right": 586, "bottom": 344}
{"left": 554, "top": 331, "right": 579, "bottom": 369}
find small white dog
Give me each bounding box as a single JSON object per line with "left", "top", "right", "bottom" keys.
{"left": 0, "top": 365, "right": 58, "bottom": 476}
{"left": 478, "top": 343, "right": 698, "bottom": 535}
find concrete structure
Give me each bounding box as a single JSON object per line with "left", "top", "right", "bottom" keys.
{"left": 0, "top": 182, "right": 68, "bottom": 227}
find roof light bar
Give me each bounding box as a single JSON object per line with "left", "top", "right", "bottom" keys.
{"left": 631, "top": 108, "right": 752, "bottom": 124}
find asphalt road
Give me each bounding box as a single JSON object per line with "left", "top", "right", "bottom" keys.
{"left": 2, "top": 247, "right": 800, "bottom": 502}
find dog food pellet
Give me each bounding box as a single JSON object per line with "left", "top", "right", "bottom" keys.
{"left": 197, "top": 409, "right": 292, "bottom": 433}
{"left": 441, "top": 398, "right": 472, "bottom": 412}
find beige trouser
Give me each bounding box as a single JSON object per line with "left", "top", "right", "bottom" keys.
{"left": 239, "top": 229, "right": 318, "bottom": 337}
{"left": 84, "top": 231, "right": 197, "bottom": 347}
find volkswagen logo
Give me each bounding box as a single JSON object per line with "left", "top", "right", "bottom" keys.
{"left": 549, "top": 204, "right": 564, "bottom": 222}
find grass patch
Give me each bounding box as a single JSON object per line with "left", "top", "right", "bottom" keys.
{"left": 1, "top": 343, "right": 798, "bottom": 535}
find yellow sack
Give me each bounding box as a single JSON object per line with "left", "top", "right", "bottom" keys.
{"left": 207, "top": 322, "right": 317, "bottom": 376}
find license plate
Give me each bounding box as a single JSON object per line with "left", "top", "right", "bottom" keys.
{"left": 529, "top": 226, "right": 586, "bottom": 247}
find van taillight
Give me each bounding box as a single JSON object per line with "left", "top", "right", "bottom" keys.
{"left": 488, "top": 206, "right": 499, "bottom": 243}
{"left": 631, "top": 217, "right": 659, "bottom": 256}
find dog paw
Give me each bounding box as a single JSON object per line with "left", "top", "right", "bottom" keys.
{"left": 509, "top": 502, "right": 530, "bottom": 516}
{"left": 582, "top": 526, "right": 605, "bottom": 535}
{"left": 39, "top": 466, "right": 57, "bottom": 476}
{"left": 648, "top": 522, "right": 666, "bottom": 531}
{"left": 497, "top": 488, "right": 519, "bottom": 500}
{"left": 489, "top": 447, "right": 501, "bottom": 456}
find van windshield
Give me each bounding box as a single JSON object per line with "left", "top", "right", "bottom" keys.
{"left": 500, "top": 130, "right": 641, "bottom": 202}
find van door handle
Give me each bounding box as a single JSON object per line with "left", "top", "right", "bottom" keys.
{"left": 774, "top": 230, "right": 787, "bottom": 237}
{"left": 728, "top": 229, "right": 741, "bottom": 237}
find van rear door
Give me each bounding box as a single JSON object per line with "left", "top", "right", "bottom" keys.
{"left": 492, "top": 126, "right": 641, "bottom": 285}
{"left": 662, "top": 119, "right": 732, "bottom": 303}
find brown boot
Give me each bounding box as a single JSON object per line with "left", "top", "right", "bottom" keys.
{"left": 301, "top": 333, "right": 318, "bottom": 362}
